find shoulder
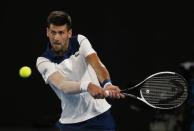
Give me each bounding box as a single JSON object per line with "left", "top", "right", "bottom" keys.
{"left": 70, "top": 34, "right": 89, "bottom": 44}
{"left": 77, "top": 34, "right": 89, "bottom": 44}
{"left": 36, "top": 57, "right": 51, "bottom": 68}
{"left": 36, "top": 56, "right": 57, "bottom": 83}
{"left": 69, "top": 34, "right": 90, "bottom": 50}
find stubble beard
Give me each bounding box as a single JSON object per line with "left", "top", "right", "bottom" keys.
{"left": 52, "top": 42, "right": 68, "bottom": 56}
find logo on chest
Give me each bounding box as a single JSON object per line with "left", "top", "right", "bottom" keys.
{"left": 75, "top": 51, "right": 80, "bottom": 57}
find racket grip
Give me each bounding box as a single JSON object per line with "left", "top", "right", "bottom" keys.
{"left": 122, "top": 93, "right": 138, "bottom": 99}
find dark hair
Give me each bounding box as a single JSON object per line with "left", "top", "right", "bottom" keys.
{"left": 47, "top": 11, "right": 72, "bottom": 30}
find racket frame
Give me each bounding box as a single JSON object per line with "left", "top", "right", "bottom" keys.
{"left": 122, "top": 71, "right": 188, "bottom": 109}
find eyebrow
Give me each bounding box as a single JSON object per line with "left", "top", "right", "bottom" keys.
{"left": 50, "top": 29, "right": 66, "bottom": 32}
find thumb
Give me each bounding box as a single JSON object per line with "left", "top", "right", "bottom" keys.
{"left": 104, "top": 90, "right": 109, "bottom": 97}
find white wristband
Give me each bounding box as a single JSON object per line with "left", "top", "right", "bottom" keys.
{"left": 103, "top": 82, "right": 112, "bottom": 88}
{"left": 80, "top": 81, "right": 91, "bottom": 92}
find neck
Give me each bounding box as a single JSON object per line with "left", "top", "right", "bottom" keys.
{"left": 51, "top": 48, "right": 67, "bottom": 56}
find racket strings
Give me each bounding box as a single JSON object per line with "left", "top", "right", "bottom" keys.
{"left": 141, "top": 74, "right": 188, "bottom": 108}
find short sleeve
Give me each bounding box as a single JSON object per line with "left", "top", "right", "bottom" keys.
{"left": 78, "top": 34, "right": 96, "bottom": 57}
{"left": 36, "top": 57, "right": 57, "bottom": 83}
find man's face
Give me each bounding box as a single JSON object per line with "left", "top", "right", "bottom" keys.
{"left": 47, "top": 24, "right": 72, "bottom": 53}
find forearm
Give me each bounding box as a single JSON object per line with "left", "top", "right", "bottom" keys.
{"left": 47, "top": 71, "right": 109, "bottom": 98}
{"left": 50, "top": 79, "right": 81, "bottom": 94}
{"left": 86, "top": 53, "right": 111, "bottom": 83}
{"left": 94, "top": 62, "right": 111, "bottom": 83}
{"left": 48, "top": 71, "right": 90, "bottom": 94}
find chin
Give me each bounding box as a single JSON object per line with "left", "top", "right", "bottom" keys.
{"left": 52, "top": 47, "right": 60, "bottom": 52}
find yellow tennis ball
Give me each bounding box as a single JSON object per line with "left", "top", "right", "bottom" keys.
{"left": 19, "top": 66, "right": 32, "bottom": 78}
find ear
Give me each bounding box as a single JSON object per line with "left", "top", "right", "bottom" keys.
{"left": 46, "top": 28, "right": 49, "bottom": 37}
{"left": 68, "top": 29, "right": 72, "bottom": 38}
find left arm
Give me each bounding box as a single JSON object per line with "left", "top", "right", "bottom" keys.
{"left": 86, "top": 53, "right": 124, "bottom": 98}
{"left": 86, "top": 53, "right": 110, "bottom": 84}
{"left": 78, "top": 34, "right": 124, "bottom": 98}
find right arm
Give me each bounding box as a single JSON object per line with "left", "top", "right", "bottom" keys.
{"left": 47, "top": 71, "right": 81, "bottom": 94}
{"left": 36, "top": 57, "right": 107, "bottom": 98}
{"left": 48, "top": 71, "right": 108, "bottom": 98}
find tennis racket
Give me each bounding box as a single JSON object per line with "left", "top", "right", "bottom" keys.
{"left": 121, "top": 71, "right": 188, "bottom": 109}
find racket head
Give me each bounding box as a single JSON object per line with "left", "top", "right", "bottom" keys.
{"left": 139, "top": 71, "right": 188, "bottom": 109}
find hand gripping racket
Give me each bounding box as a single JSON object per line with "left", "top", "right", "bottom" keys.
{"left": 121, "top": 71, "right": 188, "bottom": 109}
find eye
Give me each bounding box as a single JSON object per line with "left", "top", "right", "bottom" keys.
{"left": 58, "top": 31, "right": 65, "bottom": 35}
{"left": 50, "top": 31, "right": 56, "bottom": 35}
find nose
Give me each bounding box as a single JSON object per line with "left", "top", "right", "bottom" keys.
{"left": 54, "top": 33, "right": 61, "bottom": 41}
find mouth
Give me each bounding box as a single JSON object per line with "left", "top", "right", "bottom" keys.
{"left": 53, "top": 42, "right": 61, "bottom": 45}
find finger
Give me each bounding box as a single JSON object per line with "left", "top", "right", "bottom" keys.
{"left": 114, "top": 91, "right": 123, "bottom": 99}
{"left": 98, "top": 93, "right": 104, "bottom": 99}
{"left": 111, "top": 90, "right": 118, "bottom": 98}
{"left": 93, "top": 92, "right": 101, "bottom": 99}
{"left": 108, "top": 90, "right": 113, "bottom": 98}
{"left": 120, "top": 93, "right": 125, "bottom": 98}
{"left": 94, "top": 94, "right": 102, "bottom": 99}
{"left": 105, "top": 90, "right": 109, "bottom": 97}
{"left": 98, "top": 91, "right": 107, "bottom": 99}
{"left": 116, "top": 93, "right": 120, "bottom": 99}
{"left": 115, "top": 86, "right": 121, "bottom": 92}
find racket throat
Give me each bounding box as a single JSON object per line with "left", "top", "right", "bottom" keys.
{"left": 122, "top": 93, "right": 139, "bottom": 99}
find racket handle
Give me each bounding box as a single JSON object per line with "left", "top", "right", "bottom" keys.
{"left": 122, "top": 93, "right": 138, "bottom": 99}
{"left": 121, "top": 87, "right": 134, "bottom": 92}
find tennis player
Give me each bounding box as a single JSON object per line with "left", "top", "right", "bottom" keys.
{"left": 36, "top": 11, "right": 124, "bottom": 131}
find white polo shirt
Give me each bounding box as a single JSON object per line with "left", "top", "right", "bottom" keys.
{"left": 36, "top": 34, "right": 111, "bottom": 124}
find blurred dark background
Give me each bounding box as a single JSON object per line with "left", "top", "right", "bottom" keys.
{"left": 2, "top": 1, "right": 194, "bottom": 131}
